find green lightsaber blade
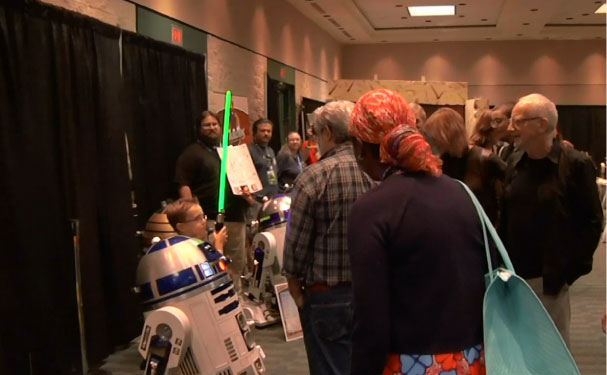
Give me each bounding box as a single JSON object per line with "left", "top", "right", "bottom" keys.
{"left": 218, "top": 90, "right": 232, "bottom": 213}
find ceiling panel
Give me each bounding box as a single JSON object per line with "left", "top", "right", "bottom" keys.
{"left": 285, "top": 0, "right": 606, "bottom": 43}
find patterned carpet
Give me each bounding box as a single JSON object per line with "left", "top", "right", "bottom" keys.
{"left": 99, "top": 243, "right": 606, "bottom": 375}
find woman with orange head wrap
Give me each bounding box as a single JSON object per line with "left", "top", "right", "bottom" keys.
{"left": 348, "top": 89, "right": 487, "bottom": 375}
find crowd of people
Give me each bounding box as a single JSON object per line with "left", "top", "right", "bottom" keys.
{"left": 167, "top": 89, "right": 603, "bottom": 375}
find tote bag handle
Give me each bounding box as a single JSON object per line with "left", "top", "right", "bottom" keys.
{"left": 456, "top": 180, "right": 515, "bottom": 280}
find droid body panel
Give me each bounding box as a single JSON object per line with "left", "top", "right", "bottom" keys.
{"left": 136, "top": 236, "right": 265, "bottom": 375}
{"left": 241, "top": 196, "right": 290, "bottom": 327}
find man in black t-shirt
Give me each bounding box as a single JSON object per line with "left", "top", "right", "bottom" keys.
{"left": 175, "top": 110, "right": 253, "bottom": 289}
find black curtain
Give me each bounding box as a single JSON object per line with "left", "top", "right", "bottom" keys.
{"left": 122, "top": 33, "right": 206, "bottom": 228}
{"left": 267, "top": 76, "right": 295, "bottom": 153}
{"left": 0, "top": 1, "right": 208, "bottom": 372}
{"left": 556, "top": 105, "right": 606, "bottom": 167}
{"left": 0, "top": 2, "right": 136, "bottom": 372}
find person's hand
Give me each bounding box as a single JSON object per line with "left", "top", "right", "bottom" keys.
{"left": 241, "top": 186, "right": 256, "bottom": 205}
{"left": 214, "top": 226, "right": 228, "bottom": 253}
{"left": 287, "top": 279, "right": 306, "bottom": 309}
{"left": 292, "top": 290, "right": 305, "bottom": 309}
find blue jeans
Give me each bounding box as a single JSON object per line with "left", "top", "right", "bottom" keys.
{"left": 299, "top": 286, "right": 353, "bottom": 375}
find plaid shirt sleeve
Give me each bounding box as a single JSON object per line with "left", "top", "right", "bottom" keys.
{"left": 282, "top": 179, "right": 316, "bottom": 282}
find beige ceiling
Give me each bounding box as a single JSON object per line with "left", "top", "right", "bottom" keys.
{"left": 286, "top": 0, "right": 606, "bottom": 43}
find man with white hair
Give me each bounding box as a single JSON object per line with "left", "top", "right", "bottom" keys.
{"left": 283, "top": 100, "right": 373, "bottom": 375}
{"left": 501, "top": 93, "right": 603, "bottom": 345}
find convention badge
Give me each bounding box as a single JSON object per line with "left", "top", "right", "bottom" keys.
{"left": 267, "top": 167, "right": 278, "bottom": 185}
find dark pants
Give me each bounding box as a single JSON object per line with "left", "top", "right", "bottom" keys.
{"left": 299, "top": 286, "right": 353, "bottom": 375}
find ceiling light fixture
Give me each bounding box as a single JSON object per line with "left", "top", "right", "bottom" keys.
{"left": 408, "top": 5, "right": 455, "bottom": 17}
{"left": 595, "top": 4, "right": 606, "bottom": 13}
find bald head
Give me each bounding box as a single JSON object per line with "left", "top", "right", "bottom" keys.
{"left": 515, "top": 93, "right": 558, "bottom": 132}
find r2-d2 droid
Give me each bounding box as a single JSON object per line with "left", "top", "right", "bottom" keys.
{"left": 134, "top": 236, "right": 265, "bottom": 375}
{"left": 241, "top": 195, "right": 291, "bottom": 327}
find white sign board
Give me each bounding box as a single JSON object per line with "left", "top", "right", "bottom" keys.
{"left": 274, "top": 282, "right": 303, "bottom": 342}
{"left": 217, "top": 144, "right": 262, "bottom": 195}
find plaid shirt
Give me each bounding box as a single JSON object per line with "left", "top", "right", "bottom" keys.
{"left": 283, "top": 143, "right": 374, "bottom": 286}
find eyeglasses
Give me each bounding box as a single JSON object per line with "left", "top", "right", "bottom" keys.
{"left": 182, "top": 214, "right": 207, "bottom": 223}
{"left": 509, "top": 117, "right": 542, "bottom": 128}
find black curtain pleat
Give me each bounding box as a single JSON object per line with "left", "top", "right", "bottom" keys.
{"left": 0, "top": 1, "right": 206, "bottom": 372}
{"left": 266, "top": 75, "right": 282, "bottom": 154}
{"left": 556, "top": 105, "right": 606, "bottom": 167}
{"left": 122, "top": 33, "right": 206, "bottom": 227}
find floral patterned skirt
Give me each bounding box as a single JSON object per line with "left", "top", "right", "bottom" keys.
{"left": 382, "top": 344, "right": 485, "bottom": 375}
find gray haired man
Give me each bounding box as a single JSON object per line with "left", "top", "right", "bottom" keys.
{"left": 501, "top": 93, "right": 603, "bottom": 346}
{"left": 283, "top": 101, "right": 374, "bottom": 375}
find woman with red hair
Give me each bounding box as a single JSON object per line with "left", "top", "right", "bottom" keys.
{"left": 348, "top": 89, "right": 487, "bottom": 375}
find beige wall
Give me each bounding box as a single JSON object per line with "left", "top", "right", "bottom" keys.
{"left": 131, "top": 0, "right": 341, "bottom": 82}
{"left": 341, "top": 40, "right": 606, "bottom": 106}
{"left": 207, "top": 36, "right": 267, "bottom": 119}
{"left": 41, "top": 0, "right": 136, "bottom": 31}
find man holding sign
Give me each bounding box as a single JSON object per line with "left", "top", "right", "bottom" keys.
{"left": 175, "top": 109, "right": 252, "bottom": 289}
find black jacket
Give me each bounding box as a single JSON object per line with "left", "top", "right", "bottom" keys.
{"left": 501, "top": 141, "right": 603, "bottom": 294}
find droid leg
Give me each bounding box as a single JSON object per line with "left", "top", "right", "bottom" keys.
{"left": 139, "top": 307, "right": 192, "bottom": 375}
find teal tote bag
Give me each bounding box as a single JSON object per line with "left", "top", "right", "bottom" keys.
{"left": 458, "top": 181, "right": 580, "bottom": 375}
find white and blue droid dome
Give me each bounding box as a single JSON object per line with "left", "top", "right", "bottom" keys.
{"left": 135, "top": 236, "right": 229, "bottom": 311}
{"left": 257, "top": 194, "right": 292, "bottom": 231}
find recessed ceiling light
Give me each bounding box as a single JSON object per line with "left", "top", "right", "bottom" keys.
{"left": 595, "top": 4, "right": 607, "bottom": 13}
{"left": 408, "top": 5, "right": 455, "bottom": 17}
{"left": 522, "top": 22, "right": 530, "bottom": 25}
{"left": 530, "top": 8, "right": 538, "bottom": 12}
